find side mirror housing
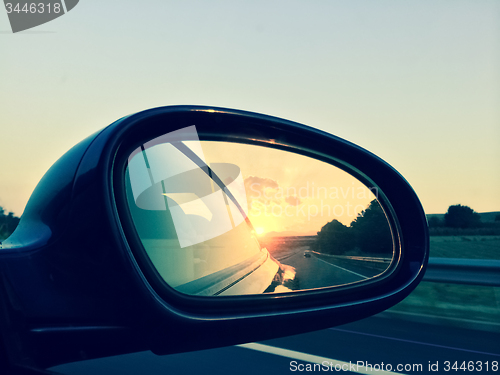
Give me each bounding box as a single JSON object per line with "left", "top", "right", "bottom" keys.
{"left": 0, "top": 106, "right": 428, "bottom": 369}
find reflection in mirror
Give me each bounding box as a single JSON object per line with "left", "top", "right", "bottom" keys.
{"left": 125, "top": 126, "right": 394, "bottom": 296}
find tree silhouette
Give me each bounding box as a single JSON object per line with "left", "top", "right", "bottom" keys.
{"left": 313, "top": 219, "right": 353, "bottom": 255}
{"left": 350, "top": 200, "right": 392, "bottom": 255}
{"left": 313, "top": 200, "right": 392, "bottom": 256}
{"left": 0, "top": 206, "right": 20, "bottom": 240}
{"left": 444, "top": 204, "right": 481, "bottom": 229}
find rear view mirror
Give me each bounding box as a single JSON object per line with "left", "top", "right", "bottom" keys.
{"left": 0, "top": 106, "right": 428, "bottom": 368}
{"left": 125, "top": 128, "right": 395, "bottom": 296}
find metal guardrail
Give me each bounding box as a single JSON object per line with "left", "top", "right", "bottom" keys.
{"left": 424, "top": 257, "right": 500, "bottom": 286}
{"left": 307, "top": 252, "right": 500, "bottom": 286}
{"left": 309, "top": 251, "right": 392, "bottom": 263}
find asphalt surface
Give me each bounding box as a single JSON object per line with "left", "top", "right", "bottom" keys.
{"left": 50, "top": 314, "right": 500, "bottom": 375}
{"left": 283, "top": 250, "right": 368, "bottom": 289}
{"left": 273, "top": 245, "right": 388, "bottom": 290}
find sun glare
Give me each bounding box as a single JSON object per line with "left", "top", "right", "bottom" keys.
{"left": 255, "top": 227, "right": 265, "bottom": 235}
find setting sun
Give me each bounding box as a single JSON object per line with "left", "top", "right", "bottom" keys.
{"left": 255, "top": 227, "right": 265, "bottom": 236}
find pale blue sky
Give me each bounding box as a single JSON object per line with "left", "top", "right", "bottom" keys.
{"left": 1, "top": 1, "right": 499, "bottom": 216}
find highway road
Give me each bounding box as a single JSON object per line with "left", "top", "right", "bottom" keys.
{"left": 279, "top": 249, "right": 369, "bottom": 289}
{"left": 51, "top": 313, "right": 500, "bottom": 374}
{"left": 267, "top": 237, "right": 390, "bottom": 290}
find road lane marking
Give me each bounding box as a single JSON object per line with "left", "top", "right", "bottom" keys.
{"left": 237, "top": 343, "right": 404, "bottom": 374}
{"left": 331, "top": 328, "right": 500, "bottom": 357}
{"left": 315, "top": 256, "right": 369, "bottom": 279}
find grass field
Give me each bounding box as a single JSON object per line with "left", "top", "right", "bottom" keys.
{"left": 429, "top": 235, "right": 500, "bottom": 260}
{"left": 389, "top": 235, "right": 500, "bottom": 331}
{"left": 389, "top": 282, "right": 500, "bottom": 331}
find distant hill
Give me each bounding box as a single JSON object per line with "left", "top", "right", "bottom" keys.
{"left": 262, "top": 230, "right": 317, "bottom": 238}
{"left": 427, "top": 211, "right": 500, "bottom": 223}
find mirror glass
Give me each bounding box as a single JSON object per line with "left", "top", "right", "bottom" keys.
{"left": 124, "top": 126, "right": 394, "bottom": 296}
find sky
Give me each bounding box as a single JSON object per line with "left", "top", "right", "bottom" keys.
{"left": 1, "top": 1, "right": 499, "bottom": 217}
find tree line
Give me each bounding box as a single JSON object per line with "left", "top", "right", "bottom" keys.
{"left": 428, "top": 204, "right": 500, "bottom": 236}
{"left": 0, "top": 207, "right": 20, "bottom": 241}
{"left": 312, "top": 199, "right": 393, "bottom": 256}
{"left": 312, "top": 202, "right": 500, "bottom": 256}
{"left": 428, "top": 204, "right": 499, "bottom": 228}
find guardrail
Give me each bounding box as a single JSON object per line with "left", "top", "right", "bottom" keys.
{"left": 424, "top": 257, "right": 500, "bottom": 287}
{"left": 307, "top": 252, "right": 500, "bottom": 286}
{"left": 309, "top": 251, "right": 392, "bottom": 263}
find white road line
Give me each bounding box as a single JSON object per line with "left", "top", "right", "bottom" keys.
{"left": 237, "top": 343, "right": 404, "bottom": 374}
{"left": 331, "top": 327, "right": 500, "bottom": 357}
{"left": 315, "top": 256, "right": 369, "bottom": 279}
